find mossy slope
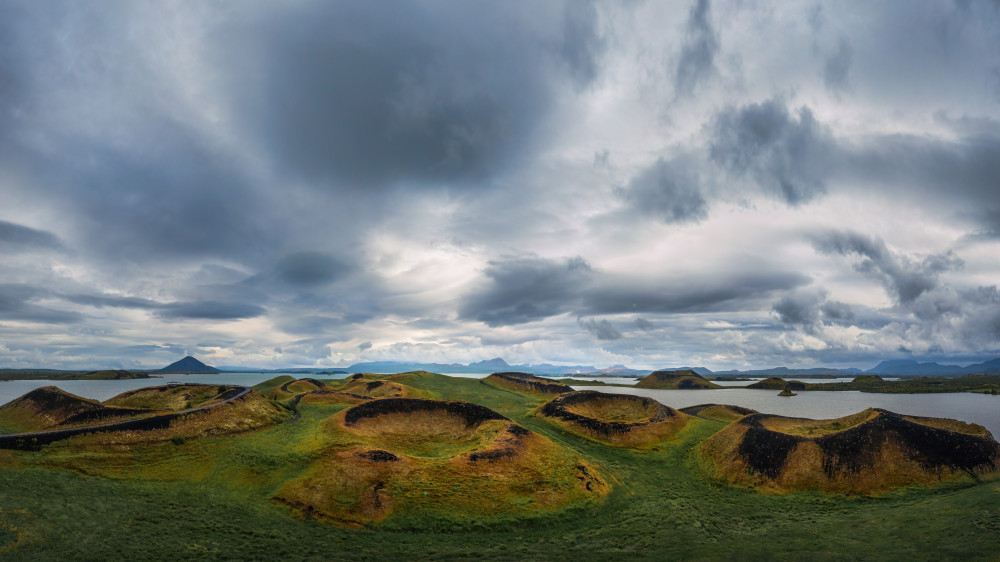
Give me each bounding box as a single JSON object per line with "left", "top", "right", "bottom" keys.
{"left": 272, "top": 397, "right": 607, "bottom": 526}
{"left": 0, "top": 387, "right": 152, "bottom": 433}
{"left": 483, "top": 372, "right": 572, "bottom": 396}
{"left": 537, "top": 391, "right": 691, "bottom": 448}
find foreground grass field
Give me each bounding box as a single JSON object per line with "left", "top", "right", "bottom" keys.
{"left": 1, "top": 373, "right": 998, "bottom": 560}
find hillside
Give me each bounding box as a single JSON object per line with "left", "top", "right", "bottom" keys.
{"left": 636, "top": 369, "right": 721, "bottom": 389}
{"left": 700, "top": 408, "right": 1000, "bottom": 493}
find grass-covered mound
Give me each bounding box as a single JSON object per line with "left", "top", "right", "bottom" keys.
{"left": 339, "top": 379, "right": 415, "bottom": 398}
{"left": 273, "top": 397, "right": 607, "bottom": 526}
{"left": 483, "top": 372, "right": 572, "bottom": 395}
{"left": 252, "top": 375, "right": 297, "bottom": 396}
{"left": 747, "top": 377, "right": 806, "bottom": 390}
{"left": 636, "top": 369, "right": 721, "bottom": 389}
{"left": 852, "top": 374, "right": 884, "bottom": 383}
{"left": 265, "top": 377, "right": 330, "bottom": 401}
{"left": 681, "top": 404, "right": 758, "bottom": 423}
{"left": 0, "top": 387, "right": 153, "bottom": 434}
{"left": 536, "top": 391, "right": 691, "bottom": 448}
{"left": 297, "top": 390, "right": 372, "bottom": 406}
{"left": 104, "top": 384, "right": 236, "bottom": 411}
{"left": 65, "top": 389, "right": 290, "bottom": 448}
{"left": 700, "top": 408, "right": 1000, "bottom": 494}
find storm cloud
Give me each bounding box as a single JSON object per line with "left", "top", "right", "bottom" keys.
{"left": 0, "top": 221, "right": 62, "bottom": 251}
{"left": 674, "top": 0, "right": 718, "bottom": 98}
{"left": 229, "top": 1, "right": 604, "bottom": 189}
{"left": 0, "top": 1, "right": 999, "bottom": 370}
{"left": 710, "top": 99, "right": 836, "bottom": 205}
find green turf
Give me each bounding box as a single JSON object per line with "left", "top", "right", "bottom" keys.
{"left": 1, "top": 373, "right": 998, "bottom": 560}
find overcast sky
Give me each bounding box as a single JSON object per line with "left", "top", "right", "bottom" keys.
{"left": 2, "top": 0, "right": 1000, "bottom": 371}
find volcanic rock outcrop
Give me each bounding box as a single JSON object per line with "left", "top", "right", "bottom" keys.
{"left": 538, "top": 391, "right": 691, "bottom": 448}
{"left": 700, "top": 408, "right": 1000, "bottom": 494}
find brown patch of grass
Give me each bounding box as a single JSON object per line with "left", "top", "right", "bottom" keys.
{"left": 694, "top": 405, "right": 757, "bottom": 423}
{"left": 104, "top": 384, "right": 228, "bottom": 411}
{"left": 903, "top": 415, "right": 992, "bottom": 437}
{"left": 761, "top": 409, "right": 879, "bottom": 436}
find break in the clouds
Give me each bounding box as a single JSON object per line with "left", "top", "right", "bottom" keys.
{"left": 1, "top": 0, "right": 1000, "bottom": 370}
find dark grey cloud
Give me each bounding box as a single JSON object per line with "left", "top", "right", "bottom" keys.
{"left": 64, "top": 294, "right": 163, "bottom": 310}
{"left": 558, "top": 1, "right": 606, "bottom": 87}
{"left": 843, "top": 116, "right": 1000, "bottom": 232}
{"left": 812, "top": 230, "right": 963, "bottom": 304}
{"left": 820, "top": 300, "right": 855, "bottom": 322}
{"left": 823, "top": 38, "right": 853, "bottom": 94}
{"left": 63, "top": 291, "right": 266, "bottom": 321}
{"left": 773, "top": 291, "right": 822, "bottom": 325}
{"left": 0, "top": 220, "right": 62, "bottom": 251}
{"left": 620, "top": 156, "right": 707, "bottom": 223}
{"left": 275, "top": 252, "right": 351, "bottom": 287}
{"left": 674, "top": 0, "right": 718, "bottom": 98}
{"left": 772, "top": 289, "right": 856, "bottom": 332}
{"left": 710, "top": 99, "right": 836, "bottom": 205}
{"left": 0, "top": 284, "right": 81, "bottom": 324}
{"left": 579, "top": 317, "right": 622, "bottom": 340}
{"left": 228, "top": 1, "right": 603, "bottom": 189}
{"left": 634, "top": 317, "right": 654, "bottom": 331}
{"left": 358, "top": 341, "right": 372, "bottom": 351}
{"left": 459, "top": 256, "right": 592, "bottom": 326}
{"left": 583, "top": 272, "right": 812, "bottom": 315}
{"left": 154, "top": 301, "right": 266, "bottom": 321}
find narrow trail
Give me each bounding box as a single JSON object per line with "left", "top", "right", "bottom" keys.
{"left": 0, "top": 384, "right": 251, "bottom": 450}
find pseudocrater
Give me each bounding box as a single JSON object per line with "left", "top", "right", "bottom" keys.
{"left": 272, "top": 398, "right": 607, "bottom": 527}
{"left": 700, "top": 408, "right": 1000, "bottom": 494}
{"left": 537, "top": 391, "right": 692, "bottom": 448}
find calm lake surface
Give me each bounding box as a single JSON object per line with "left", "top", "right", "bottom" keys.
{"left": 575, "top": 385, "right": 1000, "bottom": 439}
{"left": 2, "top": 372, "right": 997, "bottom": 439}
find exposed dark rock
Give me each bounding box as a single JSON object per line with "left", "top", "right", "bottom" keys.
{"left": 485, "top": 372, "right": 571, "bottom": 395}
{"left": 356, "top": 449, "right": 399, "bottom": 462}
{"left": 468, "top": 448, "right": 516, "bottom": 462}
{"left": 733, "top": 409, "right": 1000, "bottom": 481}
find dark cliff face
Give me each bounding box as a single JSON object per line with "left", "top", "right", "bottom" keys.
{"left": 539, "top": 391, "right": 677, "bottom": 436}
{"left": 733, "top": 409, "right": 1000, "bottom": 481}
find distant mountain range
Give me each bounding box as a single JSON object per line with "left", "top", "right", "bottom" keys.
{"left": 864, "top": 358, "right": 1000, "bottom": 376}
{"left": 202, "top": 356, "right": 1000, "bottom": 378}
{"left": 336, "top": 358, "right": 649, "bottom": 377}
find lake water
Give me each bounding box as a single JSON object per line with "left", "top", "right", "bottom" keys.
{"left": 2, "top": 372, "right": 997, "bottom": 440}
{"left": 0, "top": 372, "right": 330, "bottom": 404}
{"left": 573, "top": 385, "right": 1000, "bottom": 439}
